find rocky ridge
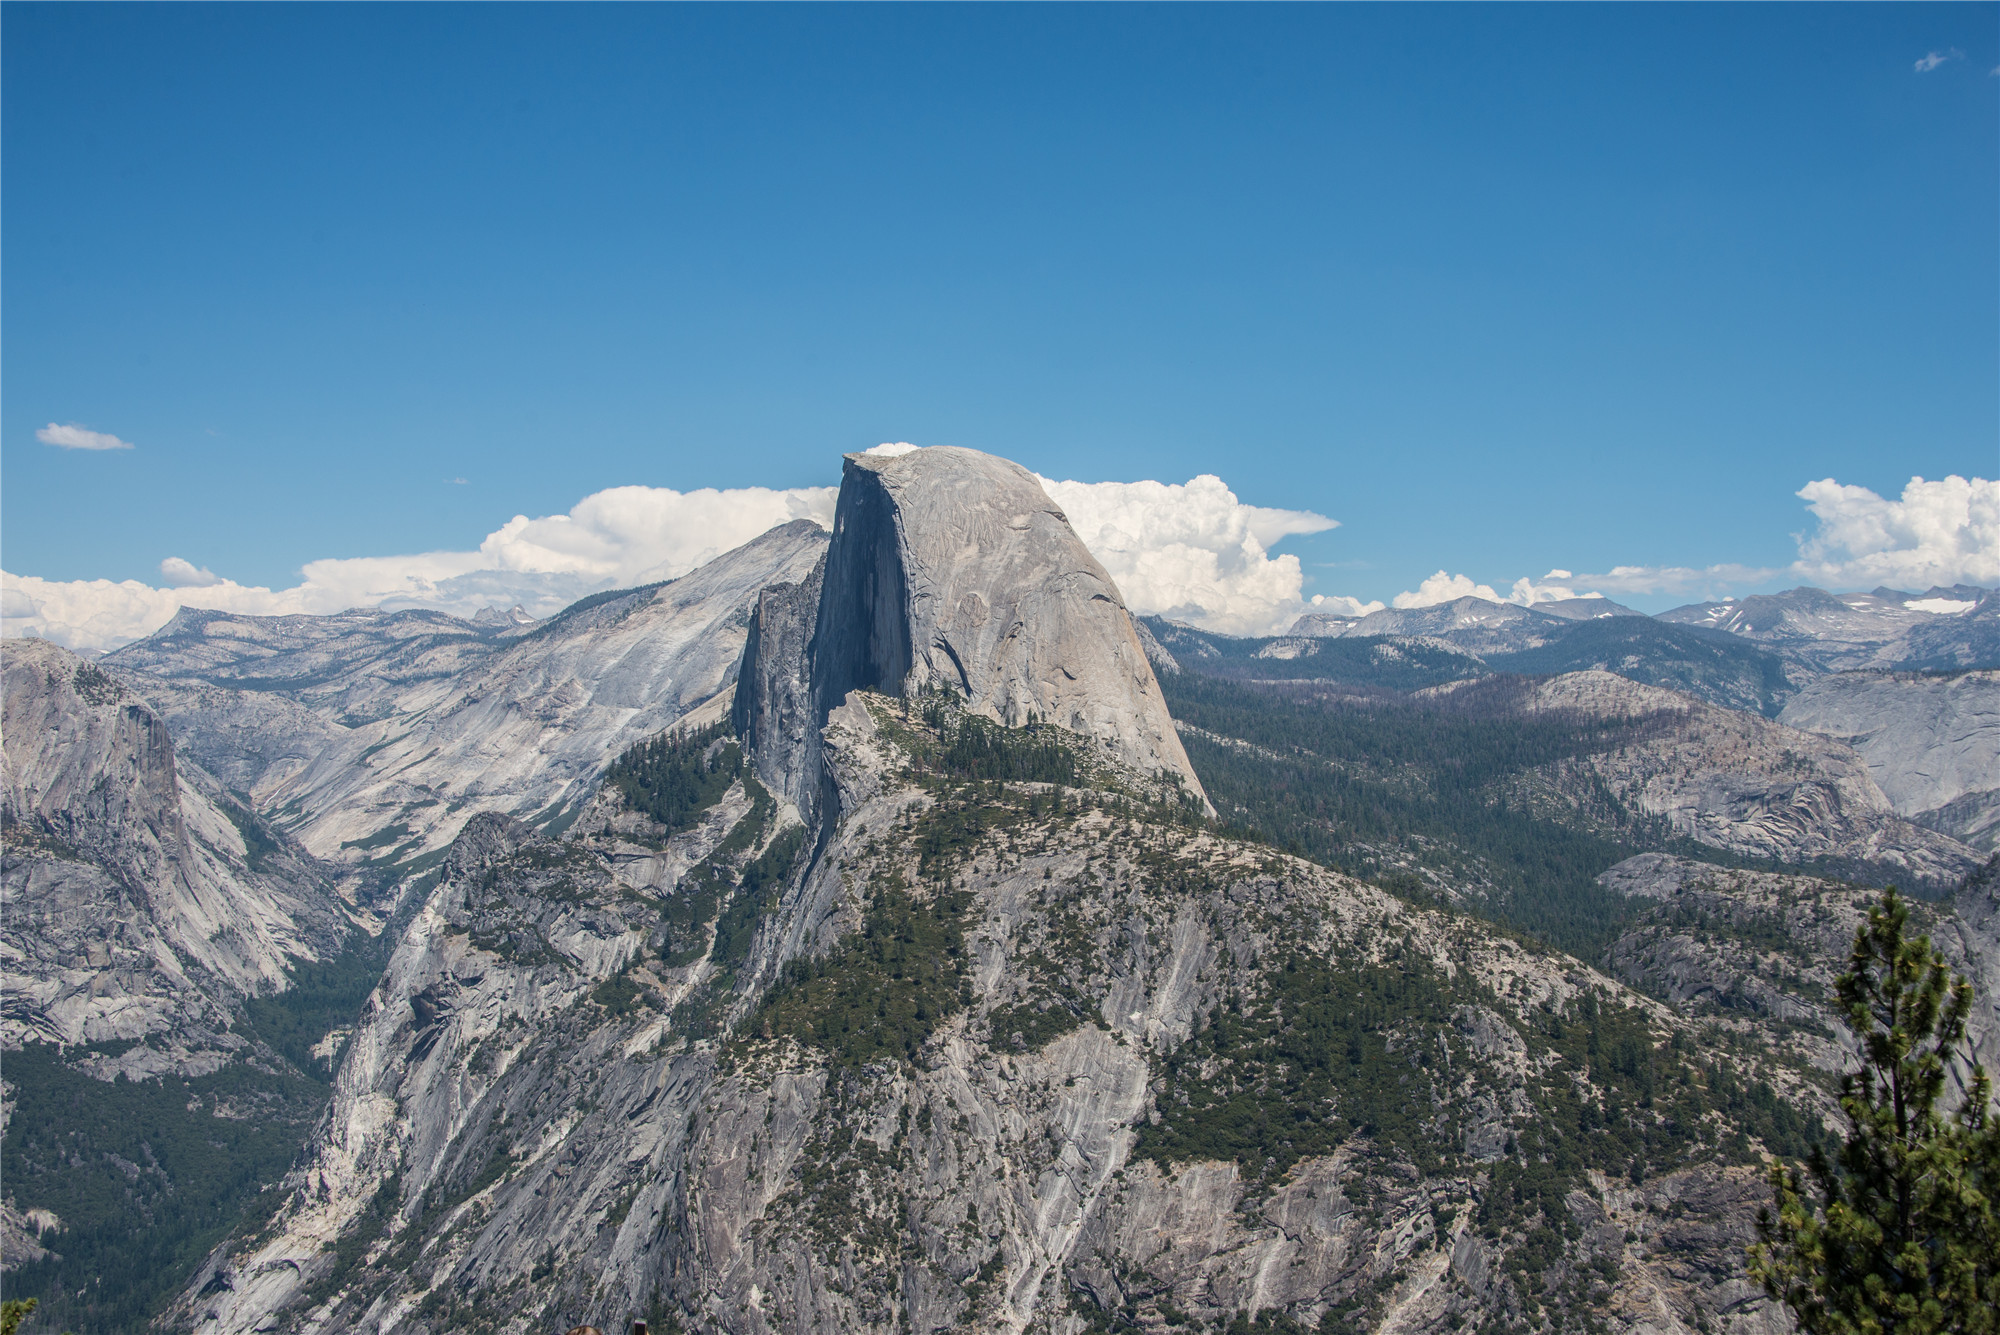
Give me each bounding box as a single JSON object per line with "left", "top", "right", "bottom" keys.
{"left": 1419, "top": 670, "right": 1982, "bottom": 890}
{"left": 180, "top": 690, "right": 1831, "bottom": 1335}
{"left": 1, "top": 638, "right": 349, "bottom": 1063}
{"left": 7, "top": 444, "right": 1993, "bottom": 1335}
{"left": 1287, "top": 597, "right": 1579, "bottom": 656}
{"left": 1658, "top": 585, "right": 2000, "bottom": 674}
{"left": 104, "top": 520, "right": 829, "bottom": 869}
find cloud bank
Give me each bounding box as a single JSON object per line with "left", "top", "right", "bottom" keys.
{"left": 37, "top": 422, "right": 135, "bottom": 451}
{"left": 6, "top": 456, "right": 1992, "bottom": 655}
{"left": 3, "top": 484, "right": 840, "bottom": 654}
{"left": 2, "top": 451, "right": 1338, "bottom": 652}
{"left": 1354, "top": 475, "right": 1997, "bottom": 617}
{"left": 1791, "top": 474, "right": 1998, "bottom": 590}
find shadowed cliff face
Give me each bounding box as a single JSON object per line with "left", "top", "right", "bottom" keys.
{"left": 743, "top": 447, "right": 1206, "bottom": 818}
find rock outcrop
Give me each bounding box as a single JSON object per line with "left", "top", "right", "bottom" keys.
{"left": 13, "top": 446, "right": 1977, "bottom": 1335}
{"left": 180, "top": 690, "right": 1821, "bottom": 1335}
{"left": 1600, "top": 851, "right": 2000, "bottom": 1109}
{"left": 1504, "top": 671, "right": 1983, "bottom": 889}
{"left": 1779, "top": 668, "right": 2000, "bottom": 852}
{"left": 739, "top": 447, "right": 1205, "bottom": 815}
{"left": 1, "top": 638, "right": 347, "bottom": 1058}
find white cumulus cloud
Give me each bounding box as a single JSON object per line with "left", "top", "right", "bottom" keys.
{"left": 1391, "top": 571, "right": 1503, "bottom": 609}
{"left": 37, "top": 422, "right": 134, "bottom": 451}
{"left": 1444, "top": 474, "right": 1997, "bottom": 606}
{"left": 17, "top": 450, "right": 1982, "bottom": 658}
{"left": 1558, "top": 563, "right": 1776, "bottom": 600}
{"left": 1307, "top": 593, "right": 1388, "bottom": 618}
{"left": 1037, "top": 473, "right": 1338, "bottom": 637}
{"left": 159, "top": 558, "right": 223, "bottom": 588}
{"left": 1791, "top": 474, "right": 1998, "bottom": 589}
{"left": 1915, "top": 49, "right": 1962, "bottom": 72}
{"left": 1506, "top": 572, "right": 1605, "bottom": 606}
{"left": 1, "top": 451, "right": 1343, "bottom": 652}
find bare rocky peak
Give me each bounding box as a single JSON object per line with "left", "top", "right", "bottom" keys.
{"left": 1289, "top": 596, "right": 1571, "bottom": 655}
{"left": 1, "top": 638, "right": 345, "bottom": 1061}
{"left": 1659, "top": 583, "right": 2000, "bottom": 672}
{"left": 742, "top": 446, "right": 1205, "bottom": 812}
{"left": 472, "top": 603, "right": 539, "bottom": 629}
{"left": 1289, "top": 593, "right": 1640, "bottom": 639}
{"left": 1533, "top": 595, "right": 1646, "bottom": 620}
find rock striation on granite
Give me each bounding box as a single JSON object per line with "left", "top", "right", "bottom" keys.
{"left": 178, "top": 686, "right": 1825, "bottom": 1335}
{"left": 1, "top": 638, "right": 348, "bottom": 1065}
{"left": 169, "top": 448, "right": 1873, "bottom": 1335}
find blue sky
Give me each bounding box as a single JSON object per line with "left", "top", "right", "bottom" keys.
{"left": 4, "top": 3, "right": 1995, "bottom": 641}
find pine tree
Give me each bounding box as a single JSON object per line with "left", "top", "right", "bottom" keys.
{"left": 1749, "top": 888, "right": 2000, "bottom": 1334}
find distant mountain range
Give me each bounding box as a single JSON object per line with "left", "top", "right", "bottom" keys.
{"left": 1287, "top": 582, "right": 1999, "bottom": 675}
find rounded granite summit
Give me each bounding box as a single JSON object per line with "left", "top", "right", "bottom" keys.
{"left": 812, "top": 444, "right": 1206, "bottom": 804}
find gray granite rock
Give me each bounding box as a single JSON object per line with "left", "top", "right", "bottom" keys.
{"left": 1, "top": 638, "right": 347, "bottom": 1060}
{"left": 745, "top": 446, "right": 1205, "bottom": 812}
{"left": 104, "top": 519, "right": 829, "bottom": 868}
{"left": 1779, "top": 668, "right": 2000, "bottom": 852}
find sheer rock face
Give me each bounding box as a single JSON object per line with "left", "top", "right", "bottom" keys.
{"left": 1779, "top": 668, "right": 2000, "bottom": 852}
{"left": 0, "top": 638, "right": 345, "bottom": 1058}
{"left": 745, "top": 447, "right": 1205, "bottom": 812}
{"left": 732, "top": 560, "right": 827, "bottom": 818}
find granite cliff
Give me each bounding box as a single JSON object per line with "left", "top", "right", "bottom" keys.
{"left": 6, "top": 448, "right": 1994, "bottom": 1335}
{"left": 738, "top": 447, "right": 1204, "bottom": 818}
{"left": 103, "top": 520, "right": 829, "bottom": 872}
{"left": 1, "top": 638, "right": 348, "bottom": 1065}
{"left": 178, "top": 685, "right": 1835, "bottom": 1335}
{"left": 1778, "top": 667, "right": 2000, "bottom": 852}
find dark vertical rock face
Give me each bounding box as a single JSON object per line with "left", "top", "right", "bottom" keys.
{"left": 732, "top": 558, "right": 827, "bottom": 816}
{"left": 742, "top": 446, "right": 1206, "bottom": 811}
{"left": 810, "top": 457, "right": 914, "bottom": 709}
